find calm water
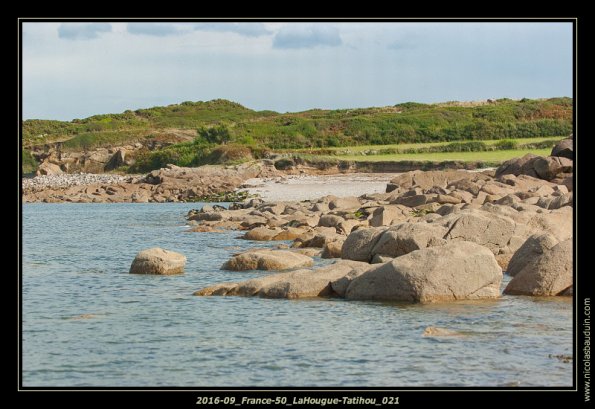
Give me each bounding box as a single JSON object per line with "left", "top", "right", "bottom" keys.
{"left": 22, "top": 203, "right": 573, "bottom": 387}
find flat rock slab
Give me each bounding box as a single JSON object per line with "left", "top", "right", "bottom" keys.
{"left": 221, "top": 249, "right": 314, "bottom": 271}
{"left": 196, "top": 260, "right": 371, "bottom": 299}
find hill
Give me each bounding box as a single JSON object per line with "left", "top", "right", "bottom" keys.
{"left": 23, "top": 97, "right": 572, "bottom": 149}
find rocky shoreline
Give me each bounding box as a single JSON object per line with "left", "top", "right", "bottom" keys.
{"left": 22, "top": 162, "right": 280, "bottom": 203}
{"left": 162, "top": 137, "right": 573, "bottom": 303}
{"left": 25, "top": 137, "right": 575, "bottom": 304}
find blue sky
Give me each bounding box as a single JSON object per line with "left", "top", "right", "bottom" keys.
{"left": 22, "top": 21, "right": 573, "bottom": 121}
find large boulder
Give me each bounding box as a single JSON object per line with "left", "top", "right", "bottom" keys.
{"left": 551, "top": 138, "right": 573, "bottom": 160}
{"left": 507, "top": 233, "right": 559, "bottom": 276}
{"left": 341, "top": 227, "right": 385, "bottom": 262}
{"left": 195, "top": 260, "right": 371, "bottom": 299}
{"left": 504, "top": 239, "right": 572, "bottom": 296}
{"left": 370, "top": 222, "right": 447, "bottom": 259}
{"left": 129, "top": 248, "right": 186, "bottom": 275}
{"left": 441, "top": 210, "right": 516, "bottom": 254}
{"left": 345, "top": 241, "right": 502, "bottom": 303}
{"left": 495, "top": 154, "right": 540, "bottom": 178}
{"left": 221, "top": 249, "right": 314, "bottom": 271}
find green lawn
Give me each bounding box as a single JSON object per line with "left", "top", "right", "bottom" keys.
{"left": 316, "top": 136, "right": 563, "bottom": 154}
{"left": 332, "top": 148, "right": 552, "bottom": 163}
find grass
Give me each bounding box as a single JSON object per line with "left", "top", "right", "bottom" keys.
{"left": 332, "top": 148, "right": 552, "bottom": 162}
{"left": 315, "top": 136, "right": 562, "bottom": 154}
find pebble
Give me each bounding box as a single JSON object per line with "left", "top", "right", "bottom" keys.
{"left": 22, "top": 173, "right": 141, "bottom": 192}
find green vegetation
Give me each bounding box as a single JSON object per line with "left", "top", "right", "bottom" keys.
{"left": 22, "top": 149, "right": 38, "bottom": 174}
{"left": 22, "top": 98, "right": 571, "bottom": 173}
{"left": 331, "top": 148, "right": 552, "bottom": 163}
{"left": 23, "top": 98, "right": 572, "bottom": 150}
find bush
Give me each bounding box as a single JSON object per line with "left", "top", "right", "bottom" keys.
{"left": 22, "top": 149, "right": 38, "bottom": 174}
{"left": 202, "top": 145, "right": 253, "bottom": 165}
{"left": 197, "top": 125, "right": 231, "bottom": 145}
{"left": 274, "top": 158, "right": 295, "bottom": 170}
{"left": 494, "top": 139, "right": 518, "bottom": 150}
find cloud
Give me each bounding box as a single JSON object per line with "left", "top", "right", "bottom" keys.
{"left": 57, "top": 23, "right": 112, "bottom": 40}
{"left": 194, "top": 23, "right": 271, "bottom": 37}
{"left": 273, "top": 24, "right": 342, "bottom": 49}
{"left": 127, "top": 23, "right": 181, "bottom": 36}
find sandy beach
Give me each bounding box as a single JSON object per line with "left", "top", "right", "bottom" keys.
{"left": 238, "top": 173, "right": 403, "bottom": 202}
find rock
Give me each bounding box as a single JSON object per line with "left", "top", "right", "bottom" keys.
{"left": 36, "top": 161, "right": 63, "bottom": 176}
{"left": 422, "top": 326, "right": 464, "bottom": 337}
{"left": 341, "top": 227, "right": 385, "bottom": 262}
{"left": 129, "top": 248, "right": 186, "bottom": 275}
{"left": 525, "top": 207, "right": 572, "bottom": 242}
{"left": 188, "top": 212, "right": 224, "bottom": 222}
{"left": 551, "top": 138, "right": 573, "bottom": 159}
{"left": 329, "top": 196, "right": 361, "bottom": 210}
{"left": 507, "top": 233, "right": 559, "bottom": 276}
{"left": 330, "top": 265, "right": 371, "bottom": 297}
{"left": 504, "top": 239, "right": 572, "bottom": 296}
{"left": 495, "top": 253, "right": 513, "bottom": 271}
{"left": 449, "top": 190, "right": 474, "bottom": 204}
{"left": 533, "top": 157, "right": 563, "bottom": 181}
{"left": 292, "top": 248, "right": 322, "bottom": 257}
{"left": 435, "top": 194, "right": 462, "bottom": 205}
{"left": 188, "top": 225, "right": 221, "bottom": 233}
{"left": 195, "top": 260, "right": 371, "bottom": 299}
{"left": 337, "top": 219, "right": 362, "bottom": 235}
{"left": 393, "top": 194, "right": 428, "bottom": 207}
{"left": 242, "top": 227, "right": 282, "bottom": 241}
{"left": 495, "top": 154, "right": 539, "bottom": 178}
{"left": 370, "top": 222, "right": 448, "bottom": 259}
{"left": 370, "top": 254, "right": 394, "bottom": 264}
{"left": 221, "top": 249, "right": 314, "bottom": 271}
{"left": 321, "top": 239, "right": 345, "bottom": 259}
{"left": 260, "top": 203, "right": 285, "bottom": 215}
{"left": 104, "top": 149, "right": 127, "bottom": 171}
{"left": 495, "top": 194, "right": 520, "bottom": 206}
{"left": 345, "top": 241, "right": 502, "bottom": 303}
{"left": 548, "top": 193, "right": 573, "bottom": 210}
{"left": 448, "top": 179, "right": 481, "bottom": 196}
{"left": 389, "top": 170, "right": 475, "bottom": 190}
{"left": 272, "top": 227, "right": 307, "bottom": 241}
{"left": 369, "top": 205, "right": 409, "bottom": 227}
{"left": 441, "top": 210, "right": 516, "bottom": 254}
{"left": 318, "top": 214, "right": 345, "bottom": 228}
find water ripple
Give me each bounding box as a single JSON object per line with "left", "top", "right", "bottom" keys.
{"left": 22, "top": 203, "right": 572, "bottom": 387}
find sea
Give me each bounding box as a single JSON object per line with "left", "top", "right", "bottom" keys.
{"left": 21, "top": 203, "right": 573, "bottom": 387}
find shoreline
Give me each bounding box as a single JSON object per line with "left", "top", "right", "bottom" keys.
{"left": 21, "top": 159, "right": 498, "bottom": 204}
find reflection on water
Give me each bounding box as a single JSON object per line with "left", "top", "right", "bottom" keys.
{"left": 22, "top": 203, "right": 572, "bottom": 387}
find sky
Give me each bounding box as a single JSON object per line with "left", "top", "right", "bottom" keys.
{"left": 22, "top": 21, "right": 573, "bottom": 121}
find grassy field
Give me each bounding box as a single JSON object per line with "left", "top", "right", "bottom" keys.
{"left": 316, "top": 136, "right": 562, "bottom": 154}
{"left": 331, "top": 148, "right": 552, "bottom": 163}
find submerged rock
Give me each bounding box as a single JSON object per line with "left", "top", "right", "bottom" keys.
{"left": 195, "top": 260, "right": 371, "bottom": 299}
